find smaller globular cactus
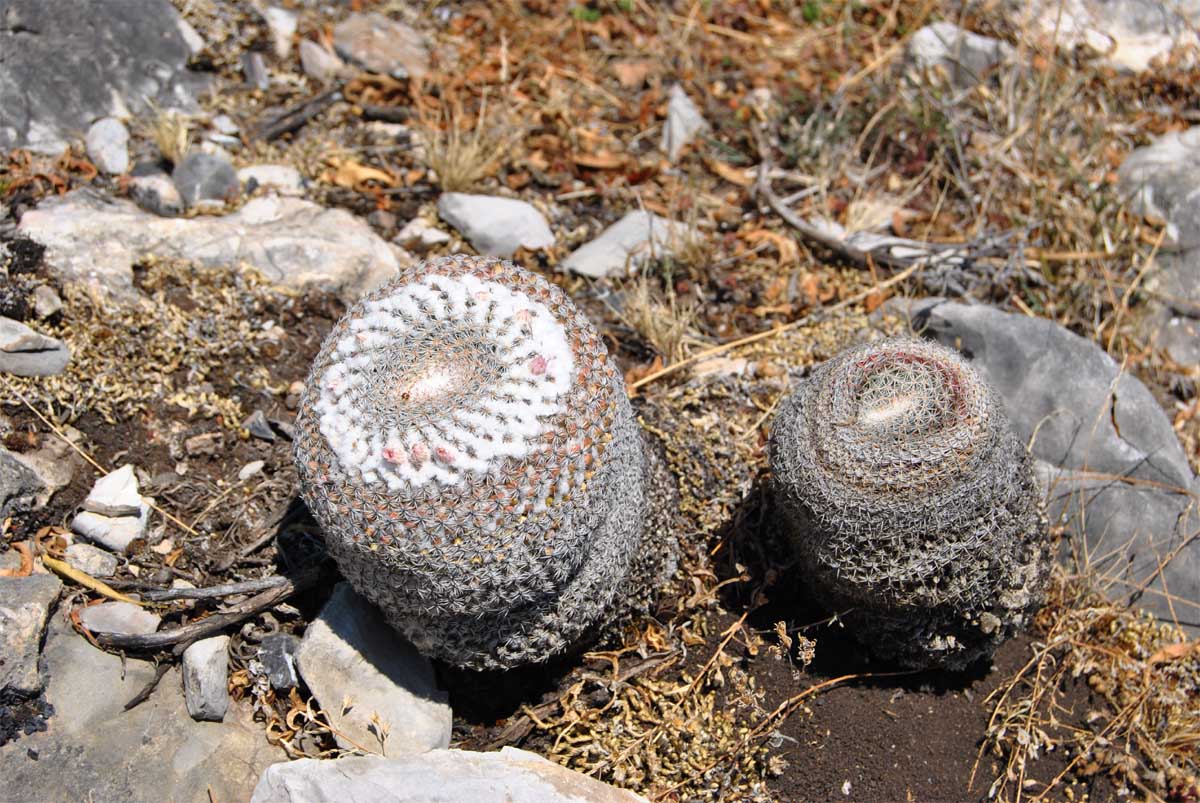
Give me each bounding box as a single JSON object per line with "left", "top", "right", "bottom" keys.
{"left": 769, "top": 338, "right": 1048, "bottom": 669}
{"left": 294, "top": 255, "right": 674, "bottom": 670}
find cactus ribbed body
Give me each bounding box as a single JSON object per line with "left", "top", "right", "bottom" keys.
{"left": 295, "top": 255, "right": 656, "bottom": 670}
{"left": 769, "top": 338, "right": 1048, "bottom": 669}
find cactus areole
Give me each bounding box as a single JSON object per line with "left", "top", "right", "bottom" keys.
{"left": 769, "top": 338, "right": 1048, "bottom": 670}
{"left": 295, "top": 255, "right": 652, "bottom": 670}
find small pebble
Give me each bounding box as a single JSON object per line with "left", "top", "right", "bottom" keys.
{"left": 77, "top": 601, "right": 161, "bottom": 636}
{"left": 63, "top": 543, "right": 119, "bottom": 578}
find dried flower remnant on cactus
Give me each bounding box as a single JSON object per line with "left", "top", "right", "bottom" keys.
{"left": 295, "top": 254, "right": 672, "bottom": 670}
{"left": 769, "top": 338, "right": 1049, "bottom": 670}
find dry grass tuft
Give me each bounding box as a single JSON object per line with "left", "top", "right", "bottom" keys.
{"left": 416, "top": 93, "right": 518, "bottom": 193}
{"left": 148, "top": 102, "right": 191, "bottom": 165}
{"left": 976, "top": 566, "right": 1199, "bottom": 803}
{"left": 616, "top": 276, "right": 699, "bottom": 365}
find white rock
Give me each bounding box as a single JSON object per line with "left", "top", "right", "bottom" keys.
{"left": 130, "top": 171, "right": 185, "bottom": 217}
{"left": 238, "top": 460, "right": 265, "bottom": 481}
{"left": 8, "top": 434, "right": 78, "bottom": 509}
{"left": 562, "top": 210, "right": 695, "bottom": 278}
{"left": 64, "top": 543, "right": 119, "bottom": 577}
{"left": 262, "top": 7, "right": 298, "bottom": 59}
{"left": 20, "top": 190, "right": 407, "bottom": 303}
{"left": 1019, "top": 0, "right": 1200, "bottom": 72}
{"left": 0, "top": 316, "right": 70, "bottom": 376}
{"left": 32, "top": 285, "right": 63, "bottom": 318}
{"left": 333, "top": 12, "right": 429, "bottom": 79}
{"left": 251, "top": 748, "right": 651, "bottom": 803}
{"left": 395, "top": 217, "right": 451, "bottom": 249}
{"left": 84, "top": 465, "right": 142, "bottom": 517}
{"left": 661, "top": 84, "right": 708, "bottom": 163}
{"left": 77, "top": 601, "right": 161, "bottom": 636}
{"left": 238, "top": 164, "right": 305, "bottom": 196}
{"left": 295, "top": 583, "right": 451, "bottom": 755}
{"left": 437, "top": 193, "right": 555, "bottom": 258}
{"left": 85, "top": 117, "right": 130, "bottom": 175}
{"left": 908, "top": 22, "right": 1013, "bottom": 87}
{"left": 299, "top": 40, "right": 347, "bottom": 84}
{"left": 72, "top": 507, "right": 149, "bottom": 554}
{"left": 183, "top": 635, "right": 231, "bottom": 722}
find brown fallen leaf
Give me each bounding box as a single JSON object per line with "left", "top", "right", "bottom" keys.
{"left": 322, "top": 157, "right": 395, "bottom": 191}
{"left": 742, "top": 229, "right": 798, "bottom": 266}
{"left": 624, "top": 355, "right": 664, "bottom": 397}
{"left": 704, "top": 157, "right": 754, "bottom": 187}
{"left": 572, "top": 151, "right": 628, "bottom": 170}
{"left": 611, "top": 58, "right": 656, "bottom": 88}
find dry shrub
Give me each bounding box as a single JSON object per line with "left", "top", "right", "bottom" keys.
{"left": 616, "top": 276, "right": 699, "bottom": 365}
{"left": 416, "top": 92, "right": 518, "bottom": 192}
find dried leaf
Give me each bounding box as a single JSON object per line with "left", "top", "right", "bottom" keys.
{"left": 322, "top": 158, "right": 396, "bottom": 191}
{"left": 704, "top": 157, "right": 754, "bottom": 187}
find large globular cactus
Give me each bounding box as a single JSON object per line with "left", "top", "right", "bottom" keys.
{"left": 769, "top": 338, "right": 1048, "bottom": 669}
{"left": 294, "top": 254, "right": 672, "bottom": 670}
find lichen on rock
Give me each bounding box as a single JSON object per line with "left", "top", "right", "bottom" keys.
{"left": 295, "top": 254, "right": 674, "bottom": 670}
{"left": 769, "top": 338, "right": 1050, "bottom": 669}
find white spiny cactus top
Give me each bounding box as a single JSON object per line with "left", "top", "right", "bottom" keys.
{"left": 314, "top": 271, "right": 577, "bottom": 489}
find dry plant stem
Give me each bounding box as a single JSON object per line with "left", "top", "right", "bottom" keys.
{"left": 0, "top": 374, "right": 200, "bottom": 538}
{"left": 91, "top": 571, "right": 318, "bottom": 652}
{"left": 627, "top": 262, "right": 920, "bottom": 392}
{"left": 254, "top": 86, "right": 344, "bottom": 141}
{"left": 42, "top": 555, "right": 143, "bottom": 605}
{"left": 137, "top": 574, "right": 290, "bottom": 602}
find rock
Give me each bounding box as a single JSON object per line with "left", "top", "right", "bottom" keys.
{"left": 436, "top": 193, "right": 555, "bottom": 258}
{"left": 295, "top": 583, "right": 451, "bottom": 754}
{"left": 299, "top": 40, "right": 348, "bottom": 84}
{"left": 77, "top": 601, "right": 160, "bottom": 636}
{"left": 185, "top": 431, "right": 222, "bottom": 457}
{"left": 258, "top": 632, "right": 301, "bottom": 690}
{"left": 562, "top": 211, "right": 695, "bottom": 279}
{"left": 0, "top": 317, "right": 70, "bottom": 376}
{"left": 211, "top": 115, "right": 239, "bottom": 136}
{"left": 63, "top": 543, "right": 119, "bottom": 578}
{"left": 0, "top": 448, "right": 44, "bottom": 519}
{"left": 251, "top": 748, "right": 651, "bottom": 803}
{"left": 262, "top": 7, "right": 298, "bottom": 59}
{"left": 239, "top": 165, "right": 306, "bottom": 197}
{"left": 183, "top": 636, "right": 231, "bottom": 722}
{"left": 239, "top": 460, "right": 265, "bottom": 481}
{"left": 0, "top": 574, "right": 62, "bottom": 696}
{"left": 660, "top": 84, "right": 708, "bottom": 163}
{"left": 85, "top": 117, "right": 130, "bottom": 175}
{"left": 10, "top": 436, "right": 78, "bottom": 510}
{"left": 1019, "top": 0, "right": 1200, "bottom": 72}
{"left": 72, "top": 508, "right": 149, "bottom": 554}
{"left": 0, "top": 616, "right": 282, "bottom": 802}
{"left": 21, "top": 190, "right": 405, "bottom": 303}
{"left": 907, "top": 22, "right": 1012, "bottom": 87}
{"left": 909, "top": 300, "right": 1200, "bottom": 630}
{"left": 173, "top": 151, "right": 240, "bottom": 209}
{"left": 83, "top": 465, "right": 143, "bottom": 517}
{"left": 243, "top": 410, "right": 277, "bottom": 441}
{"left": 130, "top": 169, "right": 186, "bottom": 217}
{"left": 334, "top": 12, "right": 429, "bottom": 79}
{"left": 243, "top": 51, "right": 271, "bottom": 91}
{"left": 30, "top": 285, "right": 62, "bottom": 319}
{"left": 1156, "top": 314, "right": 1200, "bottom": 366}
{"left": 177, "top": 17, "right": 206, "bottom": 55}
{"left": 0, "top": 0, "right": 206, "bottom": 154}
{"left": 395, "top": 217, "right": 451, "bottom": 250}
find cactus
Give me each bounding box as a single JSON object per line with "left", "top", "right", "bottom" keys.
{"left": 294, "top": 254, "right": 671, "bottom": 670}
{"left": 769, "top": 338, "right": 1048, "bottom": 669}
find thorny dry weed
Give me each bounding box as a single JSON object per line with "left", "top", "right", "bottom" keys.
{"left": 615, "top": 276, "right": 699, "bottom": 365}
{"left": 416, "top": 92, "right": 521, "bottom": 193}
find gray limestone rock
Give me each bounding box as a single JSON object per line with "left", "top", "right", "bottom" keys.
{"left": 0, "top": 574, "right": 62, "bottom": 696}
{"left": 85, "top": 117, "right": 130, "bottom": 175}
{"left": 907, "top": 300, "right": 1199, "bottom": 630}
{"left": 83, "top": 465, "right": 143, "bottom": 518}
{"left": 0, "top": 448, "right": 43, "bottom": 519}
{"left": 259, "top": 632, "right": 300, "bottom": 690}
{"left": 130, "top": 169, "right": 186, "bottom": 218}
{"left": 77, "top": 601, "right": 161, "bottom": 636}
{"left": 562, "top": 211, "right": 695, "bottom": 279}
{"left": 437, "top": 193, "right": 555, "bottom": 258}
{"left": 20, "top": 190, "right": 406, "bottom": 303}
{"left": 183, "top": 636, "right": 231, "bottom": 722}
{"left": 295, "top": 583, "right": 451, "bottom": 755}
{"left": 908, "top": 22, "right": 1013, "bottom": 87}
{"left": 0, "top": 0, "right": 206, "bottom": 154}
{"left": 1019, "top": 0, "right": 1200, "bottom": 72}
{"left": 173, "top": 151, "right": 241, "bottom": 209}
{"left": 239, "top": 164, "right": 306, "bottom": 197}
{"left": 251, "top": 748, "right": 651, "bottom": 803}
{"left": 63, "top": 543, "right": 119, "bottom": 578}
{"left": 0, "top": 316, "right": 69, "bottom": 376}
{"left": 0, "top": 616, "right": 283, "bottom": 802}
{"left": 333, "top": 12, "right": 429, "bottom": 79}
{"left": 30, "top": 285, "right": 62, "bottom": 319}
{"left": 299, "top": 40, "right": 348, "bottom": 84}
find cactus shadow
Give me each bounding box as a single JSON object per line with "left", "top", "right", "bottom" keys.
{"left": 712, "top": 480, "right": 995, "bottom": 692}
